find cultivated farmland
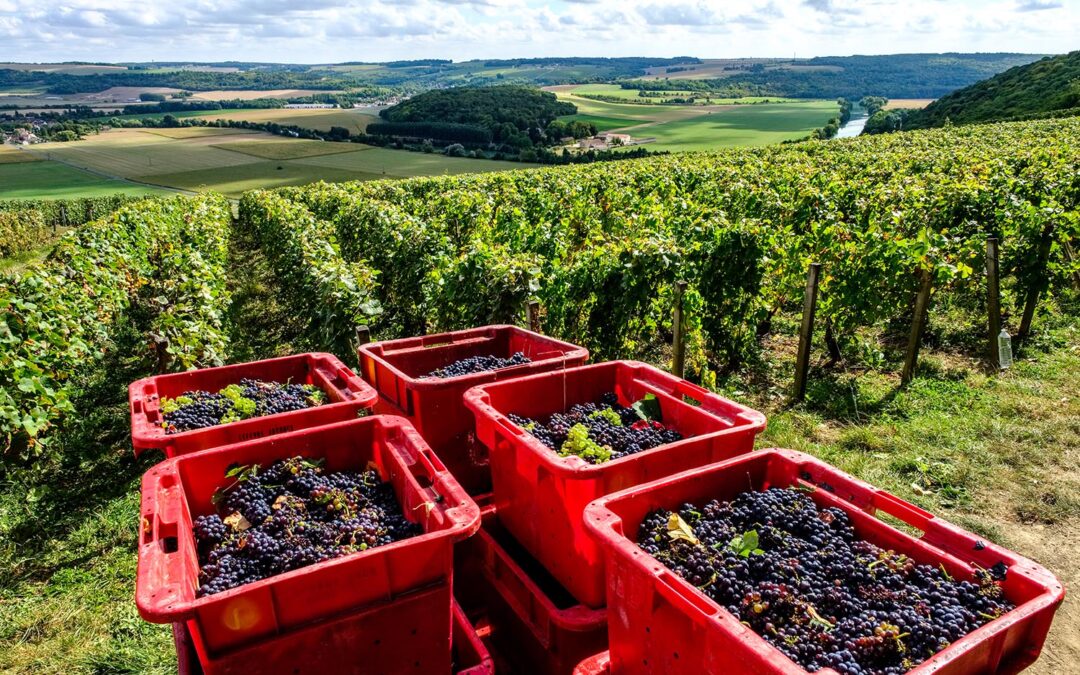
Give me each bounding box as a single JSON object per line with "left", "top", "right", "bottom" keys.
{"left": 551, "top": 86, "right": 839, "bottom": 150}
{"left": 10, "top": 128, "right": 533, "bottom": 198}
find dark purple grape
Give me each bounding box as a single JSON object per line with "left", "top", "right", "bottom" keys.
{"left": 194, "top": 456, "right": 422, "bottom": 597}
{"left": 635, "top": 487, "right": 1014, "bottom": 674}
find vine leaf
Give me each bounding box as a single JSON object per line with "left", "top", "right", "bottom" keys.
{"left": 224, "top": 512, "right": 252, "bottom": 532}
{"left": 633, "top": 394, "right": 663, "bottom": 422}
{"left": 667, "top": 513, "right": 700, "bottom": 545}
{"left": 728, "top": 530, "right": 764, "bottom": 557}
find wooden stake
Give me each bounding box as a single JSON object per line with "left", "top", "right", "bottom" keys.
{"left": 354, "top": 325, "right": 371, "bottom": 349}
{"left": 986, "top": 237, "right": 1001, "bottom": 368}
{"left": 1018, "top": 224, "right": 1054, "bottom": 341}
{"left": 901, "top": 268, "right": 933, "bottom": 385}
{"left": 526, "top": 300, "right": 541, "bottom": 334}
{"left": 1062, "top": 241, "right": 1080, "bottom": 291}
{"left": 671, "top": 281, "right": 687, "bottom": 378}
{"left": 150, "top": 333, "right": 171, "bottom": 374}
{"left": 792, "top": 263, "right": 821, "bottom": 403}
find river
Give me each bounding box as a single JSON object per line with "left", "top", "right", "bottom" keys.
{"left": 835, "top": 110, "right": 868, "bottom": 138}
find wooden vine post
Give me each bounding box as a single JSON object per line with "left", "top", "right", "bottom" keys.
{"left": 901, "top": 268, "right": 934, "bottom": 385}
{"left": 986, "top": 237, "right": 1002, "bottom": 368}
{"left": 150, "top": 333, "right": 171, "bottom": 374}
{"left": 671, "top": 281, "right": 687, "bottom": 379}
{"left": 526, "top": 300, "right": 541, "bottom": 334}
{"left": 1062, "top": 241, "right": 1080, "bottom": 291}
{"left": 1017, "top": 224, "right": 1054, "bottom": 341}
{"left": 792, "top": 263, "right": 821, "bottom": 403}
{"left": 354, "top": 325, "right": 371, "bottom": 350}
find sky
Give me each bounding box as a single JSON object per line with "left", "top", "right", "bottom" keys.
{"left": 0, "top": 0, "right": 1076, "bottom": 64}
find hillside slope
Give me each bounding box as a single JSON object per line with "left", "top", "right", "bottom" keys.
{"left": 906, "top": 51, "right": 1080, "bottom": 128}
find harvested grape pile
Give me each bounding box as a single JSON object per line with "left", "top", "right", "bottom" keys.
{"left": 637, "top": 488, "right": 1013, "bottom": 674}
{"left": 193, "top": 456, "right": 421, "bottom": 596}
{"left": 160, "top": 379, "right": 326, "bottom": 434}
{"left": 424, "top": 351, "right": 530, "bottom": 378}
{"left": 509, "top": 392, "right": 683, "bottom": 464}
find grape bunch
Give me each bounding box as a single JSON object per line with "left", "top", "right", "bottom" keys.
{"left": 424, "top": 351, "right": 530, "bottom": 378}
{"left": 509, "top": 391, "right": 683, "bottom": 464}
{"left": 192, "top": 456, "right": 422, "bottom": 596}
{"left": 160, "top": 378, "right": 326, "bottom": 434}
{"left": 636, "top": 487, "right": 1014, "bottom": 674}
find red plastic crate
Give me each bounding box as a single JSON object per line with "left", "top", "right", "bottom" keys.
{"left": 173, "top": 600, "right": 492, "bottom": 675}
{"left": 130, "top": 353, "right": 378, "bottom": 458}
{"left": 136, "top": 416, "right": 481, "bottom": 665}
{"left": 455, "top": 508, "right": 608, "bottom": 675}
{"left": 464, "top": 360, "right": 766, "bottom": 607}
{"left": 358, "top": 325, "right": 589, "bottom": 494}
{"left": 573, "top": 652, "right": 611, "bottom": 675}
{"left": 452, "top": 600, "right": 496, "bottom": 675}
{"left": 584, "top": 449, "right": 1066, "bottom": 675}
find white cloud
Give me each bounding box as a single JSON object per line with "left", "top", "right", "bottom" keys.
{"left": 1016, "top": 0, "right": 1062, "bottom": 10}
{"left": 0, "top": 0, "right": 1074, "bottom": 63}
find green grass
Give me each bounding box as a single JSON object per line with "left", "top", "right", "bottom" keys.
{"left": 0, "top": 233, "right": 65, "bottom": 274}
{"left": 0, "top": 161, "right": 168, "bottom": 199}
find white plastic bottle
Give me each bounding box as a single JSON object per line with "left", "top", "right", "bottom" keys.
{"left": 998, "top": 329, "right": 1013, "bottom": 369}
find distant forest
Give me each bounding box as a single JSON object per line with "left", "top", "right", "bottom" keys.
{"left": 0, "top": 53, "right": 1047, "bottom": 100}
{"left": 0, "top": 57, "right": 700, "bottom": 94}
{"left": 626, "top": 53, "right": 1047, "bottom": 100}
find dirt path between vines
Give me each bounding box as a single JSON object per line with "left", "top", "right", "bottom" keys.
{"left": 994, "top": 517, "right": 1079, "bottom": 672}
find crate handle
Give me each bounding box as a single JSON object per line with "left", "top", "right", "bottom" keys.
{"left": 136, "top": 466, "right": 192, "bottom": 622}
{"left": 674, "top": 379, "right": 709, "bottom": 406}
{"left": 391, "top": 425, "right": 481, "bottom": 540}
{"left": 655, "top": 570, "right": 717, "bottom": 619}
{"left": 872, "top": 491, "right": 933, "bottom": 535}
{"left": 336, "top": 366, "right": 367, "bottom": 395}
{"left": 495, "top": 414, "right": 524, "bottom": 437}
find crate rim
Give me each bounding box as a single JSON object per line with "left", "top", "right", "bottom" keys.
{"left": 136, "top": 415, "right": 481, "bottom": 624}
{"left": 130, "top": 352, "right": 377, "bottom": 450}
{"left": 358, "top": 324, "right": 589, "bottom": 392}
{"left": 464, "top": 359, "right": 767, "bottom": 478}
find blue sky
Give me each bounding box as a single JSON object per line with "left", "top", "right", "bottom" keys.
{"left": 0, "top": 0, "right": 1075, "bottom": 63}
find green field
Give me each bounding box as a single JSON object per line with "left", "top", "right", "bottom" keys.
{"left": 213, "top": 139, "right": 369, "bottom": 160}
{"left": 0, "top": 161, "right": 168, "bottom": 199}
{"left": 0, "top": 146, "right": 44, "bottom": 164}
{"left": 112, "top": 107, "right": 379, "bottom": 133}
{"left": 553, "top": 88, "right": 839, "bottom": 151}
{"left": 561, "top": 83, "right": 801, "bottom": 105}
{"left": 561, "top": 113, "right": 639, "bottom": 132}
{"left": 629, "top": 101, "right": 842, "bottom": 151}
{"left": 14, "top": 128, "right": 533, "bottom": 198}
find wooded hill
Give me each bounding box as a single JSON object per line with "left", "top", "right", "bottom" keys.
{"left": 371, "top": 86, "right": 576, "bottom": 144}
{"left": 905, "top": 51, "right": 1080, "bottom": 128}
